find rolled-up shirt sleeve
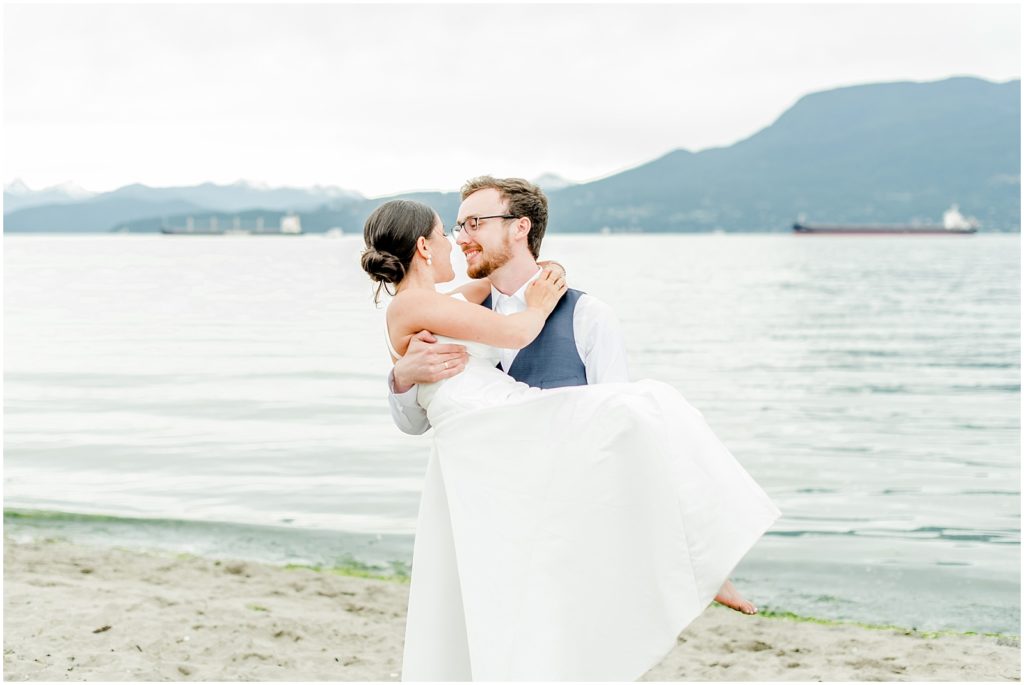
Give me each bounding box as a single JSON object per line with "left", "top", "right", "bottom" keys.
{"left": 574, "top": 294, "right": 630, "bottom": 384}
{"left": 387, "top": 368, "right": 431, "bottom": 435}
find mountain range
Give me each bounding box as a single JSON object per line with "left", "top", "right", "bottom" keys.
{"left": 4, "top": 76, "right": 1019, "bottom": 233}
{"left": 3, "top": 181, "right": 363, "bottom": 233}
{"left": 547, "top": 76, "right": 1019, "bottom": 232}
{"left": 3, "top": 180, "right": 95, "bottom": 213}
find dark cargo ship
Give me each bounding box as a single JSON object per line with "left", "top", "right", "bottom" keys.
{"left": 793, "top": 205, "right": 979, "bottom": 235}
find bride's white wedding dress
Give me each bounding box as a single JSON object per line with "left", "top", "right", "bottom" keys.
{"left": 393, "top": 297, "right": 781, "bottom": 681}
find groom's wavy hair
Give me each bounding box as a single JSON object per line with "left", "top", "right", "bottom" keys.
{"left": 360, "top": 199, "right": 437, "bottom": 304}
{"left": 461, "top": 176, "right": 548, "bottom": 259}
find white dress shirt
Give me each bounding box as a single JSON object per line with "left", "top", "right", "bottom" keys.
{"left": 387, "top": 270, "right": 630, "bottom": 435}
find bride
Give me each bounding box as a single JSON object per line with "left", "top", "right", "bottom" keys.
{"left": 361, "top": 199, "right": 781, "bottom": 681}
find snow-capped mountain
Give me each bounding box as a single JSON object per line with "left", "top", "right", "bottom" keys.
{"left": 4, "top": 180, "right": 97, "bottom": 213}
{"left": 100, "top": 180, "right": 363, "bottom": 212}
{"left": 531, "top": 173, "right": 576, "bottom": 192}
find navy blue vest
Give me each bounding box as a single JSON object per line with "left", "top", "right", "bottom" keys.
{"left": 482, "top": 287, "right": 588, "bottom": 389}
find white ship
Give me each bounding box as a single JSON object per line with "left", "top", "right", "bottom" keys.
{"left": 161, "top": 214, "right": 303, "bottom": 235}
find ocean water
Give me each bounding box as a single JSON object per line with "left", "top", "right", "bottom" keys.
{"left": 4, "top": 233, "right": 1020, "bottom": 634}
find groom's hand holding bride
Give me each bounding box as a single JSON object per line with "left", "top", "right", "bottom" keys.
{"left": 392, "top": 332, "right": 470, "bottom": 394}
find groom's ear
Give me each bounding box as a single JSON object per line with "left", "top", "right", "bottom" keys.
{"left": 511, "top": 217, "right": 531, "bottom": 243}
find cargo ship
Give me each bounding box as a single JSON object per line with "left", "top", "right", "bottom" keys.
{"left": 793, "top": 205, "right": 979, "bottom": 235}
{"left": 161, "top": 214, "right": 302, "bottom": 235}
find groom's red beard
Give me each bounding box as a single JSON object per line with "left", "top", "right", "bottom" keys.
{"left": 465, "top": 239, "right": 513, "bottom": 279}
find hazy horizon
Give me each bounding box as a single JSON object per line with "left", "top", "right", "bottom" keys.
{"left": 5, "top": 4, "right": 1020, "bottom": 197}
{"left": 5, "top": 73, "right": 1018, "bottom": 200}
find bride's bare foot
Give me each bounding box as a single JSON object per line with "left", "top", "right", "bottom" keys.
{"left": 714, "top": 579, "right": 758, "bottom": 615}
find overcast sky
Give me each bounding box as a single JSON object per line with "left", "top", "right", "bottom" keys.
{"left": 3, "top": 3, "right": 1020, "bottom": 198}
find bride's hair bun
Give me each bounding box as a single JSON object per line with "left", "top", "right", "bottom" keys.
{"left": 360, "top": 247, "right": 406, "bottom": 285}
{"left": 361, "top": 199, "right": 438, "bottom": 303}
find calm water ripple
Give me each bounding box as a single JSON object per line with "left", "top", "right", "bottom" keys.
{"left": 4, "top": 233, "right": 1019, "bottom": 633}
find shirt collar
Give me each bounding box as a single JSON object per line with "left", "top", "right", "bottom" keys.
{"left": 492, "top": 267, "right": 543, "bottom": 306}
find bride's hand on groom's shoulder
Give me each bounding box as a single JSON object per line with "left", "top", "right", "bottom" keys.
{"left": 392, "top": 330, "right": 469, "bottom": 392}
{"left": 538, "top": 260, "right": 566, "bottom": 282}
{"left": 526, "top": 269, "right": 568, "bottom": 317}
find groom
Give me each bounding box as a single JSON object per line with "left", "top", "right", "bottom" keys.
{"left": 387, "top": 174, "right": 758, "bottom": 615}
{"left": 387, "top": 175, "right": 629, "bottom": 433}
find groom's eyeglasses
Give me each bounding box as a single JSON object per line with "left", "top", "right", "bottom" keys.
{"left": 452, "top": 215, "right": 516, "bottom": 236}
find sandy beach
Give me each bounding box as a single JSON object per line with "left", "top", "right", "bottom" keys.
{"left": 3, "top": 536, "right": 1019, "bottom": 682}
